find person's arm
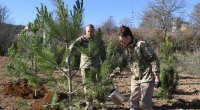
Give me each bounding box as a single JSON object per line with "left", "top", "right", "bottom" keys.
{"left": 66, "top": 36, "right": 83, "bottom": 65}
{"left": 140, "top": 42, "right": 160, "bottom": 80}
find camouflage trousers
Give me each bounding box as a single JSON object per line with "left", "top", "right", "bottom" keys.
{"left": 130, "top": 79, "right": 154, "bottom": 110}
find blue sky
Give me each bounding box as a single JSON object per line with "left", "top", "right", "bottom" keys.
{"left": 0, "top": 0, "right": 199, "bottom": 27}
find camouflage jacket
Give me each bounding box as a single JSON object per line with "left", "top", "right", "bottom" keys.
{"left": 122, "top": 40, "right": 160, "bottom": 82}
{"left": 68, "top": 35, "right": 106, "bottom": 69}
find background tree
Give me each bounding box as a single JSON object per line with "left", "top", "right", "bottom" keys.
{"left": 141, "top": 0, "right": 185, "bottom": 37}
{"left": 138, "top": 8, "right": 164, "bottom": 48}
{"left": 0, "top": 4, "right": 10, "bottom": 55}
{"left": 174, "top": 17, "right": 186, "bottom": 30}
{"left": 191, "top": 3, "right": 200, "bottom": 36}
{"left": 0, "top": 4, "right": 9, "bottom": 25}
{"left": 0, "top": 4, "right": 24, "bottom": 55}
{"left": 140, "top": 8, "right": 158, "bottom": 29}
{"left": 119, "top": 18, "right": 132, "bottom": 28}
{"left": 100, "top": 16, "right": 117, "bottom": 39}
{"left": 98, "top": 16, "right": 118, "bottom": 43}
{"left": 0, "top": 24, "right": 24, "bottom": 56}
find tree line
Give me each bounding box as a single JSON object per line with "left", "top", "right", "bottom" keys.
{"left": 1, "top": 0, "right": 200, "bottom": 56}
{"left": 0, "top": 4, "right": 24, "bottom": 56}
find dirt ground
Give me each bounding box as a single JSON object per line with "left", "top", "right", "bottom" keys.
{"left": 0, "top": 56, "right": 200, "bottom": 110}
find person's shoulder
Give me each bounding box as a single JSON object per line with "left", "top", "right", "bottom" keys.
{"left": 75, "top": 35, "right": 88, "bottom": 41}
{"left": 137, "top": 40, "right": 146, "bottom": 47}
{"left": 78, "top": 35, "right": 87, "bottom": 39}
{"left": 137, "top": 40, "right": 151, "bottom": 49}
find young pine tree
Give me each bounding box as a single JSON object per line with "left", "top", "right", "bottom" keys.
{"left": 7, "top": 0, "right": 83, "bottom": 109}
{"left": 160, "top": 36, "right": 178, "bottom": 98}
{"left": 7, "top": 0, "right": 121, "bottom": 109}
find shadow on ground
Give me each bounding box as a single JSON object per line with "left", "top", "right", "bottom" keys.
{"left": 175, "top": 89, "right": 199, "bottom": 95}
{"left": 153, "top": 99, "right": 200, "bottom": 110}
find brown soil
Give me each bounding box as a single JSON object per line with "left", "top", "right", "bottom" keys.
{"left": 31, "top": 92, "right": 68, "bottom": 110}
{"left": 2, "top": 79, "right": 46, "bottom": 99}
{"left": 0, "top": 56, "right": 200, "bottom": 110}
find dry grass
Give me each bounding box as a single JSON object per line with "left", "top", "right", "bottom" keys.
{"left": 175, "top": 51, "right": 200, "bottom": 76}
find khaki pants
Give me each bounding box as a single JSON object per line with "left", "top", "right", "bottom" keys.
{"left": 130, "top": 79, "right": 154, "bottom": 110}
{"left": 81, "top": 67, "right": 99, "bottom": 93}
{"left": 81, "top": 68, "right": 94, "bottom": 110}
{"left": 81, "top": 68, "right": 90, "bottom": 94}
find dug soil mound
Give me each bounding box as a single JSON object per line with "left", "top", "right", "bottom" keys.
{"left": 2, "top": 79, "right": 47, "bottom": 99}
{"left": 2, "top": 79, "right": 68, "bottom": 110}
{"left": 31, "top": 92, "right": 68, "bottom": 110}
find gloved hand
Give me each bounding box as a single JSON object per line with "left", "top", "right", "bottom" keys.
{"left": 154, "top": 75, "right": 161, "bottom": 88}
{"left": 155, "top": 81, "right": 161, "bottom": 88}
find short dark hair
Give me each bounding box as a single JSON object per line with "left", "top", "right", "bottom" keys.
{"left": 119, "top": 25, "right": 133, "bottom": 38}
{"left": 86, "top": 24, "right": 95, "bottom": 29}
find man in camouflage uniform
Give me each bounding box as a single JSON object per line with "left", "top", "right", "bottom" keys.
{"left": 66, "top": 24, "right": 106, "bottom": 110}
{"left": 118, "top": 25, "right": 160, "bottom": 110}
